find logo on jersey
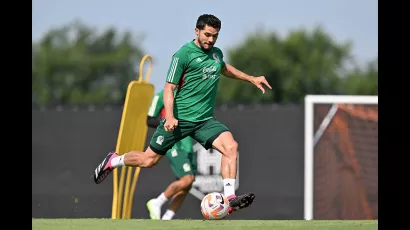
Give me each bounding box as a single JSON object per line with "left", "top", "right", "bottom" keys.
{"left": 203, "top": 66, "right": 217, "bottom": 73}
{"left": 202, "top": 66, "right": 218, "bottom": 80}
{"left": 171, "top": 149, "right": 178, "bottom": 157}
{"left": 156, "top": 135, "right": 164, "bottom": 145}
{"left": 213, "top": 53, "right": 220, "bottom": 63}
{"left": 189, "top": 142, "right": 240, "bottom": 201}
{"left": 183, "top": 163, "right": 191, "bottom": 172}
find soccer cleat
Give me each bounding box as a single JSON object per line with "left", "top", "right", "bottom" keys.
{"left": 146, "top": 199, "right": 161, "bottom": 220}
{"left": 228, "top": 193, "right": 255, "bottom": 212}
{"left": 94, "top": 152, "right": 118, "bottom": 184}
{"left": 228, "top": 207, "right": 235, "bottom": 215}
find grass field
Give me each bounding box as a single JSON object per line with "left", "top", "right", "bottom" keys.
{"left": 32, "top": 219, "right": 378, "bottom": 230}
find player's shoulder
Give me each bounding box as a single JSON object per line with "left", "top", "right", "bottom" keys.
{"left": 174, "top": 41, "right": 195, "bottom": 54}
{"left": 172, "top": 41, "right": 197, "bottom": 62}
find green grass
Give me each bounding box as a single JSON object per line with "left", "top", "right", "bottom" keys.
{"left": 32, "top": 219, "right": 378, "bottom": 230}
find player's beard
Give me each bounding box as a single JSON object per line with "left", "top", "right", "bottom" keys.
{"left": 198, "top": 37, "right": 213, "bottom": 51}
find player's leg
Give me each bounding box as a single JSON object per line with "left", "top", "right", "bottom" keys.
{"left": 161, "top": 138, "right": 196, "bottom": 219}
{"left": 146, "top": 138, "right": 195, "bottom": 219}
{"left": 193, "top": 118, "right": 255, "bottom": 213}
{"left": 93, "top": 120, "right": 181, "bottom": 184}
{"left": 147, "top": 175, "right": 194, "bottom": 220}
{"left": 161, "top": 174, "right": 194, "bottom": 220}
{"left": 147, "top": 162, "right": 195, "bottom": 219}
{"left": 212, "top": 131, "right": 255, "bottom": 213}
{"left": 162, "top": 188, "right": 190, "bottom": 220}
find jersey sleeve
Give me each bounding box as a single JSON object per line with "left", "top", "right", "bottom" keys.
{"left": 165, "top": 49, "right": 189, "bottom": 85}
{"left": 147, "top": 90, "right": 164, "bottom": 118}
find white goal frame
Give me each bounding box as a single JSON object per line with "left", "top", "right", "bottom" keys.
{"left": 304, "top": 95, "right": 378, "bottom": 220}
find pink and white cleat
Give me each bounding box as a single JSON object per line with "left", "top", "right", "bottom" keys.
{"left": 93, "top": 152, "right": 118, "bottom": 184}
{"left": 227, "top": 193, "right": 255, "bottom": 215}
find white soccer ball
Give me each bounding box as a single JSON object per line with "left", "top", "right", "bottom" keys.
{"left": 200, "top": 192, "right": 230, "bottom": 220}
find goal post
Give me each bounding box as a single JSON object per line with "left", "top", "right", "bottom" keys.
{"left": 304, "top": 95, "right": 378, "bottom": 220}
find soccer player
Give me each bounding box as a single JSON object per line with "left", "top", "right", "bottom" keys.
{"left": 94, "top": 14, "right": 272, "bottom": 215}
{"left": 146, "top": 90, "right": 197, "bottom": 220}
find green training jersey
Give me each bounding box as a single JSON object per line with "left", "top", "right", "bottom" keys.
{"left": 165, "top": 40, "right": 226, "bottom": 122}
{"left": 147, "top": 90, "right": 165, "bottom": 119}
{"left": 147, "top": 89, "right": 194, "bottom": 154}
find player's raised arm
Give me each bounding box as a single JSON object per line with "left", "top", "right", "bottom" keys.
{"left": 222, "top": 63, "right": 272, "bottom": 94}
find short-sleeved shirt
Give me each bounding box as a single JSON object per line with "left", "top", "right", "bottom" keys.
{"left": 147, "top": 90, "right": 165, "bottom": 119}
{"left": 165, "top": 40, "right": 226, "bottom": 122}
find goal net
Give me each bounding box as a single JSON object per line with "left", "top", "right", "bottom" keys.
{"left": 304, "top": 95, "right": 378, "bottom": 220}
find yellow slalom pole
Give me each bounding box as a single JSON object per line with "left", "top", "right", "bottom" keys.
{"left": 116, "top": 166, "right": 127, "bottom": 218}
{"left": 126, "top": 167, "right": 141, "bottom": 218}
{"left": 121, "top": 167, "right": 134, "bottom": 219}
{"left": 111, "top": 168, "right": 119, "bottom": 219}
{"left": 123, "top": 54, "right": 153, "bottom": 218}
{"left": 138, "top": 54, "right": 153, "bottom": 83}
{"left": 111, "top": 54, "right": 154, "bottom": 219}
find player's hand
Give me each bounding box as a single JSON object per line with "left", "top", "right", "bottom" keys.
{"left": 251, "top": 76, "right": 272, "bottom": 94}
{"left": 164, "top": 117, "right": 178, "bottom": 132}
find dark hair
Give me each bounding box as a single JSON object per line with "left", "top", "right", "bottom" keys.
{"left": 196, "top": 14, "right": 221, "bottom": 30}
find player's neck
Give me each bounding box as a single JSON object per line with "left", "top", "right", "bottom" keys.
{"left": 193, "top": 39, "right": 211, "bottom": 53}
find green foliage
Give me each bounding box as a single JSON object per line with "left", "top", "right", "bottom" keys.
{"left": 217, "top": 26, "right": 378, "bottom": 104}
{"left": 344, "top": 58, "right": 378, "bottom": 95}
{"left": 32, "top": 22, "right": 377, "bottom": 105}
{"left": 32, "top": 20, "right": 146, "bottom": 105}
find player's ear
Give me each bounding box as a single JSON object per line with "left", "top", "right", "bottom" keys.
{"left": 195, "top": 28, "right": 199, "bottom": 36}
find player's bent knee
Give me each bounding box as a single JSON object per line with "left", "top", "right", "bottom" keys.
{"left": 213, "top": 131, "right": 239, "bottom": 158}
{"left": 143, "top": 153, "right": 162, "bottom": 168}
{"left": 225, "top": 141, "right": 238, "bottom": 158}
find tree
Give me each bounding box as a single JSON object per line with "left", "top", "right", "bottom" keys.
{"left": 32, "top": 20, "right": 146, "bottom": 105}
{"left": 217, "top": 26, "right": 377, "bottom": 104}
{"left": 343, "top": 58, "right": 378, "bottom": 95}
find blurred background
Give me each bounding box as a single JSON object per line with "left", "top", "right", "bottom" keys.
{"left": 32, "top": 0, "right": 378, "bottom": 220}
